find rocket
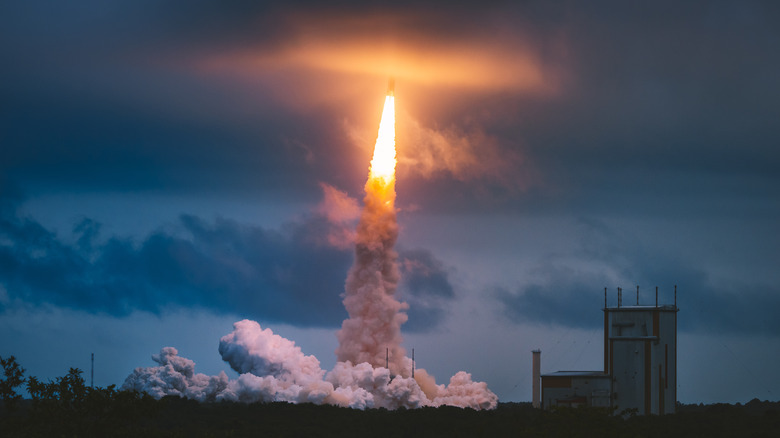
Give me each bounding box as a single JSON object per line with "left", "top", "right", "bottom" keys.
{"left": 387, "top": 77, "right": 395, "bottom": 97}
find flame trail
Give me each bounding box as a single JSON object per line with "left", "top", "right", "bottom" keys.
{"left": 122, "top": 83, "right": 499, "bottom": 410}
{"left": 335, "top": 93, "right": 410, "bottom": 375}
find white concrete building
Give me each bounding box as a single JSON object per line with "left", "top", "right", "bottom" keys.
{"left": 541, "top": 288, "right": 678, "bottom": 415}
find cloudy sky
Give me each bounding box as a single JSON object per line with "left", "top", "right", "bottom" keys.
{"left": 1, "top": 0, "right": 779, "bottom": 404}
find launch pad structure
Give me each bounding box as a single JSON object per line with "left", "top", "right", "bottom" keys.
{"left": 536, "top": 286, "right": 678, "bottom": 415}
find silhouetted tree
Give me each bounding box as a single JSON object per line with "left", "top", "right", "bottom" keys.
{"left": 0, "top": 356, "right": 25, "bottom": 412}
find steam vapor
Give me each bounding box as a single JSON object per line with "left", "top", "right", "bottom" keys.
{"left": 334, "top": 132, "right": 407, "bottom": 374}
{"left": 122, "top": 89, "right": 497, "bottom": 410}
{"left": 123, "top": 320, "right": 496, "bottom": 409}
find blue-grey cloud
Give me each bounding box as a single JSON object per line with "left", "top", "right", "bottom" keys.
{"left": 2, "top": 1, "right": 779, "bottom": 214}
{"left": 0, "top": 216, "right": 345, "bottom": 326}
{"left": 0, "top": 187, "right": 352, "bottom": 325}
{"left": 496, "top": 218, "right": 780, "bottom": 335}
{"left": 0, "top": 188, "right": 456, "bottom": 331}
{"left": 397, "top": 248, "right": 456, "bottom": 332}
{"left": 2, "top": 0, "right": 779, "bottom": 335}
{"left": 496, "top": 267, "right": 611, "bottom": 329}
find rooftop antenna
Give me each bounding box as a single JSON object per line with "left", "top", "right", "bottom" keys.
{"left": 617, "top": 287, "right": 622, "bottom": 307}
{"left": 90, "top": 353, "right": 94, "bottom": 388}
{"left": 674, "top": 284, "right": 677, "bottom": 307}
{"left": 532, "top": 350, "right": 541, "bottom": 409}
{"left": 604, "top": 287, "right": 607, "bottom": 308}
{"left": 386, "top": 347, "right": 389, "bottom": 370}
{"left": 636, "top": 285, "right": 640, "bottom": 305}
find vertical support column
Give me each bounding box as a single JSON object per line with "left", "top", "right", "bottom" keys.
{"left": 603, "top": 307, "right": 609, "bottom": 373}
{"left": 644, "top": 340, "right": 652, "bottom": 415}
{"left": 659, "top": 365, "right": 664, "bottom": 415}
{"left": 674, "top": 298, "right": 678, "bottom": 412}
{"left": 412, "top": 348, "right": 415, "bottom": 378}
{"left": 532, "top": 350, "right": 541, "bottom": 408}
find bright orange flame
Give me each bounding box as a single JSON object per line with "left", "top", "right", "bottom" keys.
{"left": 368, "top": 95, "right": 396, "bottom": 185}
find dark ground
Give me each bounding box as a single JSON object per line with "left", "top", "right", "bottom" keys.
{"left": 1, "top": 358, "right": 778, "bottom": 437}
{"left": 2, "top": 397, "right": 779, "bottom": 437}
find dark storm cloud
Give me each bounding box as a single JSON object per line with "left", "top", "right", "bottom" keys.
{"left": 0, "top": 1, "right": 366, "bottom": 196}
{"left": 496, "top": 267, "right": 611, "bottom": 329}
{"left": 0, "top": 187, "right": 456, "bottom": 331}
{"left": 513, "top": 1, "right": 780, "bottom": 210}
{"left": 1, "top": 0, "right": 778, "bottom": 332}
{"left": 399, "top": 249, "right": 454, "bottom": 299}
{"left": 0, "top": 0, "right": 562, "bottom": 200}
{"left": 3, "top": 1, "right": 780, "bottom": 210}
{"left": 497, "top": 218, "right": 780, "bottom": 335}
{"left": 0, "top": 192, "right": 352, "bottom": 325}
{"left": 0, "top": 62, "right": 348, "bottom": 196}
{"left": 397, "top": 248, "right": 456, "bottom": 332}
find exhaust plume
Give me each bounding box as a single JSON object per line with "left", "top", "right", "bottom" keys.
{"left": 335, "top": 93, "right": 409, "bottom": 375}
{"left": 123, "top": 321, "right": 496, "bottom": 409}
{"left": 122, "top": 85, "right": 497, "bottom": 410}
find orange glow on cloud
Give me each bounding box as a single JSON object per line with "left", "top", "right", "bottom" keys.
{"left": 198, "top": 10, "right": 560, "bottom": 94}
{"left": 192, "top": 9, "right": 562, "bottom": 189}
{"left": 248, "top": 40, "right": 547, "bottom": 92}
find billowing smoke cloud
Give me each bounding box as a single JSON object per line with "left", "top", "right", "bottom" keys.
{"left": 123, "top": 320, "right": 497, "bottom": 409}
{"left": 121, "top": 347, "right": 230, "bottom": 402}
{"left": 398, "top": 114, "right": 529, "bottom": 186}
{"left": 345, "top": 113, "right": 534, "bottom": 189}
{"left": 121, "top": 92, "right": 497, "bottom": 410}
{"left": 335, "top": 170, "right": 408, "bottom": 375}
{"left": 314, "top": 182, "right": 360, "bottom": 249}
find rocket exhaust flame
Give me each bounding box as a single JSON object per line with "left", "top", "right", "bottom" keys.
{"left": 335, "top": 90, "right": 407, "bottom": 375}
{"left": 122, "top": 81, "right": 498, "bottom": 410}
{"left": 368, "top": 95, "right": 396, "bottom": 185}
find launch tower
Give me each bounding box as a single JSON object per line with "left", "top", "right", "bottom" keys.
{"left": 540, "top": 287, "right": 678, "bottom": 415}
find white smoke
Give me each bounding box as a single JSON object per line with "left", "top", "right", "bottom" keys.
{"left": 122, "top": 320, "right": 497, "bottom": 409}
{"left": 122, "top": 92, "right": 498, "bottom": 410}
{"left": 335, "top": 184, "right": 409, "bottom": 376}
{"left": 335, "top": 94, "right": 407, "bottom": 376}
{"left": 121, "top": 347, "right": 230, "bottom": 402}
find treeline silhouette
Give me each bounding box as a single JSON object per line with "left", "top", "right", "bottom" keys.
{"left": 1, "top": 355, "right": 778, "bottom": 437}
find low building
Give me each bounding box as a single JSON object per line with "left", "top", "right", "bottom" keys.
{"left": 540, "top": 288, "right": 678, "bottom": 415}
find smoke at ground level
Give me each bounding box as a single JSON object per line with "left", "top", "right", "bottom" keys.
{"left": 122, "top": 319, "right": 497, "bottom": 410}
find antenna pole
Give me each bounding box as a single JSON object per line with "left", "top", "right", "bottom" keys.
{"left": 386, "top": 347, "right": 389, "bottom": 370}
{"left": 412, "top": 348, "right": 415, "bottom": 378}
{"left": 91, "top": 353, "right": 94, "bottom": 388}
{"left": 636, "top": 285, "right": 639, "bottom": 305}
